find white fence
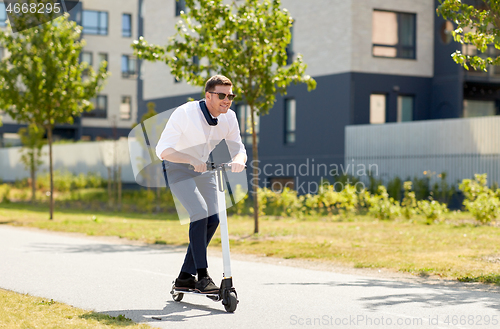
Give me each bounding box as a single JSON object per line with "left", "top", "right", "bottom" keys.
{"left": 345, "top": 116, "right": 500, "bottom": 186}
{"left": 0, "top": 140, "right": 137, "bottom": 183}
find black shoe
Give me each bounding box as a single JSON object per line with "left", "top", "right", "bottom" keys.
{"left": 195, "top": 276, "right": 219, "bottom": 294}
{"left": 174, "top": 276, "right": 197, "bottom": 291}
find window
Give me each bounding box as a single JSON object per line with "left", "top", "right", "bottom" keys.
{"left": 370, "top": 94, "right": 386, "bottom": 124}
{"left": 236, "top": 104, "right": 259, "bottom": 145}
{"left": 121, "top": 55, "right": 137, "bottom": 78}
{"left": 83, "top": 95, "right": 107, "bottom": 118}
{"left": 120, "top": 96, "right": 132, "bottom": 120}
{"left": 397, "top": 95, "right": 414, "bottom": 122}
{"left": 372, "top": 10, "right": 416, "bottom": 59}
{"left": 463, "top": 100, "right": 498, "bottom": 117}
{"left": 81, "top": 51, "right": 93, "bottom": 66}
{"left": 285, "top": 23, "right": 294, "bottom": 65}
{"left": 0, "top": 2, "right": 6, "bottom": 27}
{"left": 175, "top": 0, "right": 186, "bottom": 16}
{"left": 82, "top": 10, "right": 108, "bottom": 35}
{"left": 98, "top": 53, "right": 108, "bottom": 71}
{"left": 284, "top": 98, "right": 296, "bottom": 144}
{"left": 122, "top": 14, "right": 132, "bottom": 37}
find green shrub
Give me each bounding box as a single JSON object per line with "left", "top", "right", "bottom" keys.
{"left": 413, "top": 175, "right": 431, "bottom": 200}
{"left": 274, "top": 187, "right": 303, "bottom": 217}
{"left": 417, "top": 199, "right": 449, "bottom": 224}
{"left": 387, "top": 176, "right": 403, "bottom": 201}
{"left": 227, "top": 184, "right": 249, "bottom": 216}
{"left": 37, "top": 171, "right": 105, "bottom": 192}
{"left": 459, "top": 174, "right": 499, "bottom": 224}
{"left": 401, "top": 181, "right": 417, "bottom": 220}
{"left": 0, "top": 184, "right": 12, "bottom": 203}
{"left": 367, "top": 171, "right": 383, "bottom": 195}
{"left": 368, "top": 186, "right": 401, "bottom": 220}
{"left": 336, "top": 184, "right": 359, "bottom": 217}
{"left": 317, "top": 183, "right": 339, "bottom": 215}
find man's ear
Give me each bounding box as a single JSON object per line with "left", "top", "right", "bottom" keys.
{"left": 205, "top": 92, "right": 210, "bottom": 100}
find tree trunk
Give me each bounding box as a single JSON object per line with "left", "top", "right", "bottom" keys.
{"left": 31, "top": 158, "right": 36, "bottom": 204}
{"left": 47, "top": 127, "right": 54, "bottom": 220}
{"left": 117, "top": 166, "right": 122, "bottom": 211}
{"left": 107, "top": 167, "right": 113, "bottom": 209}
{"left": 249, "top": 104, "right": 259, "bottom": 234}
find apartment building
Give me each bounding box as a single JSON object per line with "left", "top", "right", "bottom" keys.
{"left": 1, "top": 0, "right": 497, "bottom": 185}
{"left": 0, "top": 0, "right": 140, "bottom": 143}
{"left": 138, "top": 0, "right": 432, "bottom": 185}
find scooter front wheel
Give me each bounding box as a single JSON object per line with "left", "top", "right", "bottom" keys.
{"left": 172, "top": 292, "right": 184, "bottom": 302}
{"left": 224, "top": 292, "right": 238, "bottom": 312}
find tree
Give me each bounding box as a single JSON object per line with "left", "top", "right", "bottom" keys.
{"left": 437, "top": 0, "right": 500, "bottom": 71}
{"left": 18, "top": 123, "right": 45, "bottom": 203}
{"left": 0, "top": 11, "right": 108, "bottom": 219}
{"left": 132, "top": 0, "right": 316, "bottom": 233}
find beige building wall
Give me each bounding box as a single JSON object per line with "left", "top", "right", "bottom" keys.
{"left": 79, "top": 0, "right": 139, "bottom": 130}
{"left": 142, "top": 0, "right": 200, "bottom": 101}
{"left": 141, "top": 0, "right": 435, "bottom": 102}
{"left": 350, "top": 0, "right": 434, "bottom": 77}
{"left": 0, "top": 0, "right": 139, "bottom": 131}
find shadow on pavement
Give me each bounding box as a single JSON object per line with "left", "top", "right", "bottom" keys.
{"left": 26, "top": 242, "right": 185, "bottom": 254}
{"left": 103, "top": 300, "right": 229, "bottom": 324}
{"left": 263, "top": 278, "right": 500, "bottom": 313}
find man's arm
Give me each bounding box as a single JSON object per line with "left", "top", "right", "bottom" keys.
{"left": 161, "top": 148, "right": 206, "bottom": 172}
{"left": 230, "top": 152, "right": 246, "bottom": 173}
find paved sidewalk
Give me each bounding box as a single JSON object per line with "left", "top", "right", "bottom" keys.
{"left": 0, "top": 225, "right": 499, "bottom": 329}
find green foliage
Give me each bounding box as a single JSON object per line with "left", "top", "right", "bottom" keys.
{"left": 18, "top": 124, "right": 45, "bottom": 170}
{"left": 401, "top": 181, "right": 417, "bottom": 220}
{"left": 413, "top": 175, "right": 431, "bottom": 200}
{"left": 133, "top": 0, "right": 317, "bottom": 232}
{"left": 228, "top": 184, "right": 249, "bottom": 216}
{"left": 417, "top": 199, "right": 449, "bottom": 224}
{"left": 431, "top": 172, "right": 455, "bottom": 204}
{"left": 367, "top": 171, "right": 383, "bottom": 195}
{"left": 37, "top": 171, "right": 105, "bottom": 192}
{"left": 367, "top": 186, "right": 401, "bottom": 220}
{"left": 0, "top": 13, "right": 108, "bottom": 129}
{"left": 437, "top": 0, "right": 500, "bottom": 71}
{"left": 333, "top": 175, "right": 360, "bottom": 191}
{"left": 335, "top": 184, "right": 359, "bottom": 217}
{"left": 0, "top": 11, "right": 109, "bottom": 218}
{"left": 0, "top": 184, "right": 12, "bottom": 204}
{"left": 133, "top": 0, "right": 316, "bottom": 115}
{"left": 459, "top": 173, "right": 500, "bottom": 223}
{"left": 387, "top": 176, "right": 403, "bottom": 201}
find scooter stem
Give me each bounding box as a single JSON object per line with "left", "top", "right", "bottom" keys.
{"left": 216, "top": 168, "right": 232, "bottom": 278}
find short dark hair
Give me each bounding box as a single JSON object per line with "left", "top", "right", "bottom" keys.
{"left": 205, "top": 75, "right": 233, "bottom": 93}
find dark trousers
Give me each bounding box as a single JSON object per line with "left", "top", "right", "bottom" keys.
{"left": 164, "top": 161, "right": 220, "bottom": 275}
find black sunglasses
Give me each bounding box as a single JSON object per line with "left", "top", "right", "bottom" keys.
{"left": 208, "top": 91, "right": 236, "bottom": 101}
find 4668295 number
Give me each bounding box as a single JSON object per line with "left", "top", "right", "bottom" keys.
{"left": 443, "top": 315, "right": 498, "bottom": 326}
{"left": 6, "top": 2, "right": 62, "bottom": 15}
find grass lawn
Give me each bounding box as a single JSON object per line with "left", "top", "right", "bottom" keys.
{"left": 1, "top": 203, "right": 499, "bottom": 285}
{"left": 0, "top": 288, "right": 154, "bottom": 329}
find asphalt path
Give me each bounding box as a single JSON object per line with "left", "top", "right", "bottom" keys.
{"left": 0, "top": 225, "right": 499, "bottom": 329}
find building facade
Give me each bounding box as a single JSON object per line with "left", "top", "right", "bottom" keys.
{"left": 0, "top": 0, "right": 140, "bottom": 143}
{"left": 1, "top": 0, "right": 498, "bottom": 187}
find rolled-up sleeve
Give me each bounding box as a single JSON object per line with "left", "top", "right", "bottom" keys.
{"left": 226, "top": 111, "right": 247, "bottom": 160}
{"left": 155, "top": 109, "right": 186, "bottom": 160}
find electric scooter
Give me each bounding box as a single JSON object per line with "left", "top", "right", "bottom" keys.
{"left": 166, "top": 162, "right": 241, "bottom": 313}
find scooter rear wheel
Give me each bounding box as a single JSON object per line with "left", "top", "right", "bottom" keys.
{"left": 224, "top": 292, "right": 238, "bottom": 312}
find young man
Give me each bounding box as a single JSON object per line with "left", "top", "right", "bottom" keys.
{"left": 156, "top": 75, "right": 247, "bottom": 293}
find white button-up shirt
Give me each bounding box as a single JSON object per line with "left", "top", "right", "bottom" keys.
{"left": 155, "top": 100, "right": 246, "bottom": 162}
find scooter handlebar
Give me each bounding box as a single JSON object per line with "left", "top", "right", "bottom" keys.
{"left": 188, "top": 162, "right": 247, "bottom": 171}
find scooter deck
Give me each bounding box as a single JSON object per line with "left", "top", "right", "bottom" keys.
{"left": 171, "top": 288, "right": 221, "bottom": 300}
